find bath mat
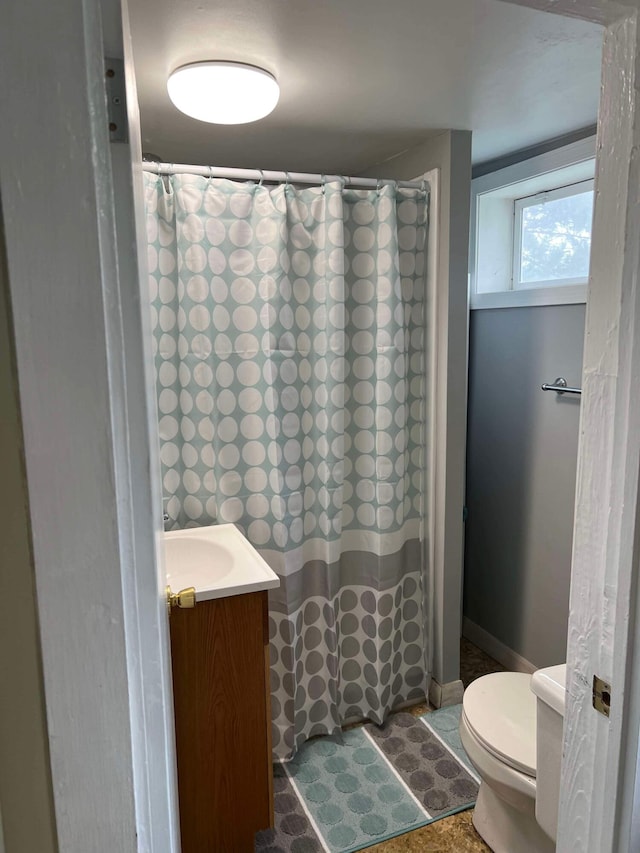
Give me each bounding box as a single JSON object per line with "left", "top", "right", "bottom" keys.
{"left": 254, "top": 705, "right": 480, "bottom": 853}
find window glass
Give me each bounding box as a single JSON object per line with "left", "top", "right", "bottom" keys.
{"left": 518, "top": 187, "right": 593, "bottom": 286}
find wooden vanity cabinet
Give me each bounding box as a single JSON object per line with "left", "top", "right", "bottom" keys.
{"left": 169, "top": 589, "right": 274, "bottom": 852}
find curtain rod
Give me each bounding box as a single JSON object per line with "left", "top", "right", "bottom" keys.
{"left": 142, "top": 161, "right": 427, "bottom": 190}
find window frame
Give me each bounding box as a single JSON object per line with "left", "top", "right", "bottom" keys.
{"left": 512, "top": 177, "right": 595, "bottom": 291}
{"left": 470, "top": 136, "right": 596, "bottom": 310}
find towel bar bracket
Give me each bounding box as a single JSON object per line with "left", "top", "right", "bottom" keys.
{"left": 541, "top": 376, "right": 582, "bottom": 396}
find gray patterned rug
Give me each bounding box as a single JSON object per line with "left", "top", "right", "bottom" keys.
{"left": 255, "top": 705, "right": 479, "bottom": 853}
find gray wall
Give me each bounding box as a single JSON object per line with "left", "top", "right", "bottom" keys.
{"left": 464, "top": 304, "right": 585, "bottom": 668}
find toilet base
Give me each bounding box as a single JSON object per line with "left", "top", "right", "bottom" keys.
{"left": 472, "top": 782, "right": 555, "bottom": 853}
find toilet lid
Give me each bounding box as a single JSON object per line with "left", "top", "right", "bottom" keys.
{"left": 462, "top": 672, "right": 537, "bottom": 777}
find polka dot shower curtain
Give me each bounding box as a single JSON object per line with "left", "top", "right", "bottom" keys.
{"left": 144, "top": 173, "right": 430, "bottom": 760}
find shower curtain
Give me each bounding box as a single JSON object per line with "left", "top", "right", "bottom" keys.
{"left": 144, "top": 172, "right": 431, "bottom": 760}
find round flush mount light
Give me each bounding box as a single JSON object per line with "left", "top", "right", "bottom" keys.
{"left": 167, "top": 61, "right": 280, "bottom": 125}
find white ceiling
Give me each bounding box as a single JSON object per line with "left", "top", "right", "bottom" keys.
{"left": 128, "top": 0, "right": 603, "bottom": 174}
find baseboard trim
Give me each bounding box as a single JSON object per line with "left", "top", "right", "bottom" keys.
{"left": 462, "top": 617, "right": 536, "bottom": 675}
{"left": 428, "top": 678, "right": 464, "bottom": 708}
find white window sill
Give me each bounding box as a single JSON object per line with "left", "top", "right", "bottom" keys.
{"left": 470, "top": 284, "right": 587, "bottom": 310}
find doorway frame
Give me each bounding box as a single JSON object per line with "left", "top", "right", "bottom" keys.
{"left": 0, "top": 0, "right": 180, "bottom": 850}
{"left": 2, "top": 0, "right": 640, "bottom": 851}
{"left": 501, "top": 3, "right": 640, "bottom": 849}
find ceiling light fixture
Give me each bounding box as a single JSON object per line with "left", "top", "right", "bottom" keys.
{"left": 167, "top": 61, "right": 280, "bottom": 125}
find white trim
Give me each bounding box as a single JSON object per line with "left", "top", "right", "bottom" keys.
{"left": 424, "top": 167, "right": 440, "bottom": 682}
{"left": 471, "top": 284, "right": 588, "bottom": 310}
{"left": 0, "top": 0, "right": 140, "bottom": 846}
{"left": 470, "top": 135, "right": 596, "bottom": 310}
{"left": 515, "top": 175, "right": 594, "bottom": 205}
{"left": 0, "top": 0, "right": 179, "bottom": 849}
{"left": 557, "top": 11, "right": 640, "bottom": 852}
{"left": 116, "top": 1, "right": 180, "bottom": 846}
{"left": 462, "top": 618, "right": 537, "bottom": 675}
{"left": 471, "top": 136, "right": 597, "bottom": 197}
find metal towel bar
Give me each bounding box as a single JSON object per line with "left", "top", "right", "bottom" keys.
{"left": 541, "top": 377, "right": 582, "bottom": 396}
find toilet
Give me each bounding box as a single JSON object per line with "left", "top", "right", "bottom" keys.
{"left": 459, "top": 664, "right": 566, "bottom": 853}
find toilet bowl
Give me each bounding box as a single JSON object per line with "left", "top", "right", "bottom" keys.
{"left": 459, "top": 664, "right": 566, "bottom": 853}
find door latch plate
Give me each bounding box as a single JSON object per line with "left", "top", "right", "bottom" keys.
{"left": 593, "top": 675, "right": 611, "bottom": 717}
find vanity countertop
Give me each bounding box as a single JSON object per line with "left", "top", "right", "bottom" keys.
{"left": 164, "top": 523, "right": 280, "bottom": 602}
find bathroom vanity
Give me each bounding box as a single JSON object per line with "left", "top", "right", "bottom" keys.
{"left": 165, "top": 524, "right": 280, "bottom": 852}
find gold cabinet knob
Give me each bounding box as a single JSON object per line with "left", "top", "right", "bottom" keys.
{"left": 166, "top": 585, "right": 196, "bottom": 615}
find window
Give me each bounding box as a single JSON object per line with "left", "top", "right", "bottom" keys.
{"left": 514, "top": 180, "right": 594, "bottom": 289}
{"left": 470, "top": 137, "right": 596, "bottom": 309}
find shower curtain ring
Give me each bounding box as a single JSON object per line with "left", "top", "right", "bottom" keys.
{"left": 258, "top": 169, "right": 265, "bottom": 187}
{"left": 376, "top": 179, "right": 383, "bottom": 194}
{"left": 162, "top": 165, "right": 174, "bottom": 193}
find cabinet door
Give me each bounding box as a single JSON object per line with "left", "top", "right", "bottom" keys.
{"left": 170, "top": 590, "right": 272, "bottom": 852}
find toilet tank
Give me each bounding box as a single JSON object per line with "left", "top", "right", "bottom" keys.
{"left": 530, "top": 664, "right": 567, "bottom": 842}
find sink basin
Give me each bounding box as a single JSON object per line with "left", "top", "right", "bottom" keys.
{"left": 165, "top": 537, "right": 233, "bottom": 585}
{"left": 164, "top": 523, "right": 280, "bottom": 602}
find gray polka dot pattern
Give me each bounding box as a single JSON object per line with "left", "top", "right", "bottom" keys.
{"left": 269, "top": 570, "right": 426, "bottom": 759}
{"left": 254, "top": 766, "right": 323, "bottom": 852}
{"left": 368, "top": 712, "right": 478, "bottom": 817}
{"left": 144, "top": 173, "right": 430, "bottom": 758}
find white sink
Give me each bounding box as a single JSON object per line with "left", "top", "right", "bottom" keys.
{"left": 164, "top": 523, "right": 280, "bottom": 602}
